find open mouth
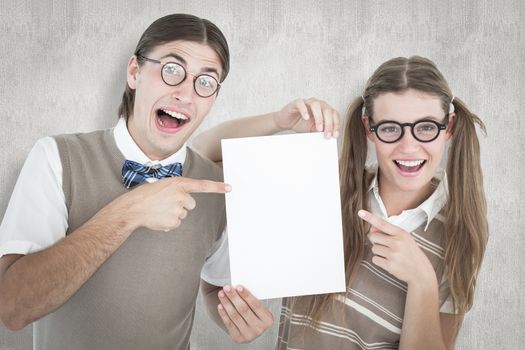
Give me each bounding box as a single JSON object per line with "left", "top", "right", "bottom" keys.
{"left": 394, "top": 159, "right": 426, "bottom": 173}
{"left": 156, "top": 108, "right": 190, "bottom": 129}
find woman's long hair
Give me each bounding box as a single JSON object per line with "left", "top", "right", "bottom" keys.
{"left": 295, "top": 56, "right": 488, "bottom": 329}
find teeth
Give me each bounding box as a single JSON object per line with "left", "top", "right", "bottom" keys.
{"left": 162, "top": 109, "right": 188, "bottom": 120}
{"left": 396, "top": 160, "right": 424, "bottom": 167}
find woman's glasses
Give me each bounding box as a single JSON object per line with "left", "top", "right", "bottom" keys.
{"left": 368, "top": 116, "right": 449, "bottom": 143}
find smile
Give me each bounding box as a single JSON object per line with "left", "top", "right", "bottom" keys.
{"left": 394, "top": 159, "right": 426, "bottom": 173}
{"left": 156, "top": 108, "right": 191, "bottom": 129}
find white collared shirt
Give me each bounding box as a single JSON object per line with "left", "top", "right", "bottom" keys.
{"left": 367, "top": 164, "right": 454, "bottom": 313}
{"left": 367, "top": 164, "right": 448, "bottom": 232}
{"left": 0, "top": 118, "right": 188, "bottom": 256}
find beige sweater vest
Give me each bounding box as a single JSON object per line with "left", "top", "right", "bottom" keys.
{"left": 33, "top": 129, "right": 225, "bottom": 350}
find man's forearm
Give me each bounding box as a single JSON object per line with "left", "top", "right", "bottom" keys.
{"left": 192, "top": 113, "right": 281, "bottom": 162}
{"left": 0, "top": 200, "right": 137, "bottom": 331}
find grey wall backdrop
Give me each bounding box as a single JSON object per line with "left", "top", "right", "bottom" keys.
{"left": 0, "top": 0, "right": 523, "bottom": 349}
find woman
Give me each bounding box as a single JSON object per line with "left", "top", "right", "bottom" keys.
{"left": 197, "top": 56, "right": 488, "bottom": 349}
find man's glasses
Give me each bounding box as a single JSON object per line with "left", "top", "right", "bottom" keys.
{"left": 368, "top": 116, "right": 449, "bottom": 143}
{"left": 137, "top": 55, "right": 221, "bottom": 98}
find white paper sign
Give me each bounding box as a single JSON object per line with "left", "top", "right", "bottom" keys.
{"left": 221, "top": 133, "right": 346, "bottom": 300}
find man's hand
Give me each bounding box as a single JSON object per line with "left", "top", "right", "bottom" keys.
{"left": 216, "top": 285, "right": 273, "bottom": 343}
{"left": 273, "top": 98, "right": 340, "bottom": 138}
{"left": 0, "top": 177, "right": 230, "bottom": 330}
{"left": 116, "top": 177, "right": 231, "bottom": 232}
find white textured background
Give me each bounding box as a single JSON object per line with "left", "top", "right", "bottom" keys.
{"left": 0, "top": 0, "right": 523, "bottom": 349}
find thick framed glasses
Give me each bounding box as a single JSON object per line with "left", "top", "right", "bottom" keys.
{"left": 138, "top": 55, "right": 221, "bottom": 98}
{"left": 368, "top": 116, "right": 449, "bottom": 143}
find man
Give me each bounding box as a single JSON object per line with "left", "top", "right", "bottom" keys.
{"left": 0, "top": 14, "right": 232, "bottom": 350}
{"left": 0, "top": 12, "right": 341, "bottom": 349}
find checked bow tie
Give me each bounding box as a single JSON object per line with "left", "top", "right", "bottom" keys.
{"left": 122, "top": 160, "right": 183, "bottom": 189}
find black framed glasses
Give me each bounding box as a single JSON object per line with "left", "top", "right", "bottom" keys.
{"left": 138, "top": 55, "right": 221, "bottom": 98}
{"left": 368, "top": 116, "right": 449, "bottom": 143}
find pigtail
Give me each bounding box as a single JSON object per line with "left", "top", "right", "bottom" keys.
{"left": 444, "top": 97, "right": 489, "bottom": 316}
{"left": 339, "top": 97, "right": 373, "bottom": 285}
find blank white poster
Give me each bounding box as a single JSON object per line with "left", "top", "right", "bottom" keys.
{"left": 221, "top": 133, "right": 346, "bottom": 300}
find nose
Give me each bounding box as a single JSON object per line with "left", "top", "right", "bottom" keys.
{"left": 170, "top": 77, "right": 194, "bottom": 103}
{"left": 396, "top": 126, "right": 420, "bottom": 151}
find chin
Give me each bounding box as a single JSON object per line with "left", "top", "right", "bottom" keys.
{"left": 398, "top": 172, "right": 436, "bottom": 192}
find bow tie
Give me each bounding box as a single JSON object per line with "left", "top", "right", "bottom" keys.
{"left": 122, "top": 160, "right": 183, "bottom": 189}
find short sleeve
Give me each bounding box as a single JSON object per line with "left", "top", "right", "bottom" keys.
{"left": 0, "top": 137, "right": 68, "bottom": 257}
{"left": 200, "top": 228, "right": 231, "bottom": 286}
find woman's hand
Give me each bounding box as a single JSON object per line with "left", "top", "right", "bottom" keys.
{"left": 273, "top": 98, "right": 340, "bottom": 138}
{"left": 358, "top": 210, "right": 438, "bottom": 288}
{"left": 217, "top": 285, "right": 274, "bottom": 343}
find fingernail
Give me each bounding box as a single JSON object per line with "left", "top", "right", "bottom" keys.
{"left": 358, "top": 210, "right": 366, "bottom": 218}
{"left": 236, "top": 285, "right": 244, "bottom": 292}
{"left": 218, "top": 304, "right": 223, "bottom": 311}
{"left": 218, "top": 291, "right": 225, "bottom": 298}
{"left": 224, "top": 285, "right": 231, "bottom": 292}
{"left": 225, "top": 184, "right": 232, "bottom": 192}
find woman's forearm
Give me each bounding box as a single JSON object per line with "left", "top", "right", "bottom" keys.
{"left": 399, "top": 278, "right": 447, "bottom": 350}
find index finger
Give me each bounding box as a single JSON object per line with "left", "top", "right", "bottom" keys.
{"left": 332, "top": 110, "right": 341, "bottom": 138}
{"left": 294, "top": 99, "right": 310, "bottom": 121}
{"left": 235, "top": 285, "right": 273, "bottom": 323}
{"left": 358, "top": 210, "right": 400, "bottom": 236}
{"left": 307, "top": 99, "right": 324, "bottom": 132}
{"left": 177, "top": 178, "right": 232, "bottom": 194}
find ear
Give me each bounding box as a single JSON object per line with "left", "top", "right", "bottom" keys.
{"left": 126, "top": 55, "right": 139, "bottom": 90}
{"left": 445, "top": 112, "right": 456, "bottom": 140}
{"left": 361, "top": 116, "right": 374, "bottom": 141}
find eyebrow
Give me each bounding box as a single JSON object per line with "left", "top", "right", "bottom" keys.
{"left": 416, "top": 115, "right": 441, "bottom": 122}
{"left": 373, "top": 114, "right": 446, "bottom": 123}
{"left": 159, "top": 53, "right": 221, "bottom": 79}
